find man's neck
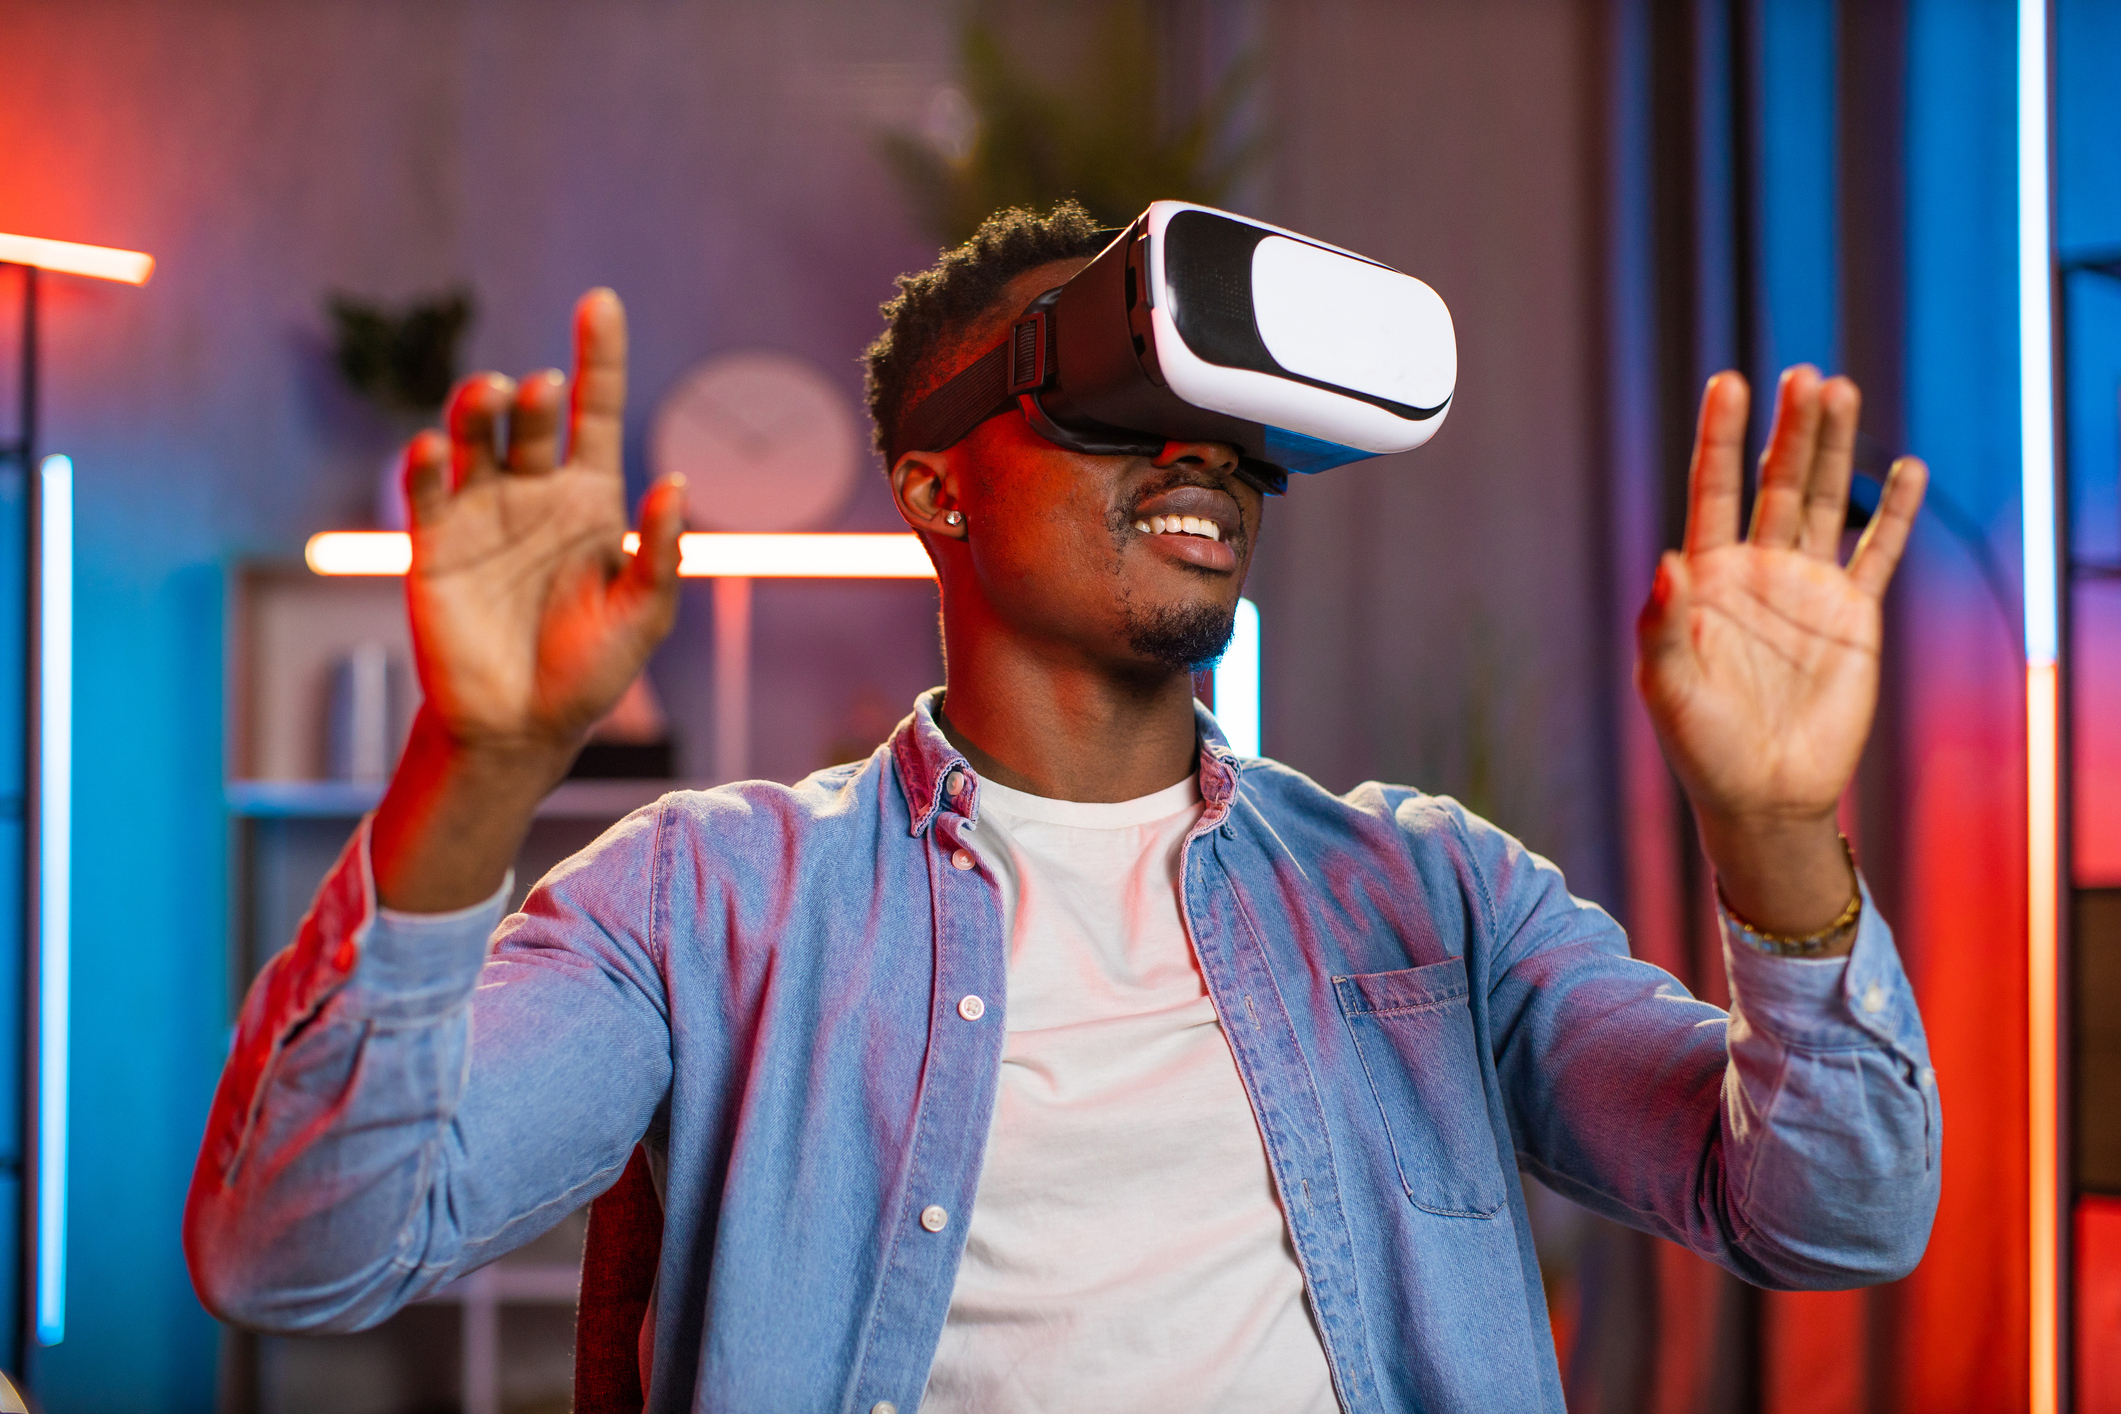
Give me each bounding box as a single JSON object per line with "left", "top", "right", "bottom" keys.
{"left": 935, "top": 655, "right": 1200, "bottom": 804}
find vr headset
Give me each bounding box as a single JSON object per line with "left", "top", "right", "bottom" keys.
{"left": 891, "top": 201, "right": 1457, "bottom": 495}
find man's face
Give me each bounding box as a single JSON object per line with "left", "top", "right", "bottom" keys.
{"left": 899, "top": 260, "right": 1266, "bottom": 677}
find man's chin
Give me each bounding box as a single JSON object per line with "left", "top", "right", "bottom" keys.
{"left": 1123, "top": 600, "right": 1237, "bottom": 674}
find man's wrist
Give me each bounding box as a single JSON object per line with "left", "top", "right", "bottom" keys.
{"left": 371, "top": 710, "right": 576, "bottom": 913}
{"left": 1718, "top": 836, "right": 1862, "bottom": 956}
{"left": 1695, "top": 808, "right": 1855, "bottom": 939}
{"left": 409, "top": 706, "right": 583, "bottom": 791}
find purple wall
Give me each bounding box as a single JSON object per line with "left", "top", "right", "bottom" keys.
{"left": 0, "top": 2, "right": 1614, "bottom": 1407}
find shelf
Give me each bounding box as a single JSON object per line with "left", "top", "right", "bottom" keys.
{"left": 227, "top": 778, "right": 704, "bottom": 820}
{"left": 416, "top": 1261, "right": 581, "bottom": 1306}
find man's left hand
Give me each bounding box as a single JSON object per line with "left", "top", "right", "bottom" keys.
{"left": 1637, "top": 365, "right": 1927, "bottom": 941}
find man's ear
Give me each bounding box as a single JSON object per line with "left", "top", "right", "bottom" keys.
{"left": 890, "top": 450, "right": 968, "bottom": 540}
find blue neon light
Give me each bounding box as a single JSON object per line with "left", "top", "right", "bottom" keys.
{"left": 36, "top": 454, "right": 71, "bottom": 1347}
{"left": 1213, "top": 597, "right": 1261, "bottom": 758}
{"left": 2020, "top": 0, "right": 2057, "bottom": 666}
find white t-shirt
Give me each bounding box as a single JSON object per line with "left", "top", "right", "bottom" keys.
{"left": 921, "top": 774, "right": 1337, "bottom": 1414}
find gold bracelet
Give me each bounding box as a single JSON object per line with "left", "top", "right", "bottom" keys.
{"left": 1717, "top": 834, "right": 1862, "bottom": 957}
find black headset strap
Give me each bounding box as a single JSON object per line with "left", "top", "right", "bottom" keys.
{"left": 890, "top": 304, "right": 1055, "bottom": 466}
{"left": 889, "top": 341, "right": 1013, "bottom": 467}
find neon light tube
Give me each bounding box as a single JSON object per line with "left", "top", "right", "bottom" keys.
{"left": 304, "top": 532, "right": 411, "bottom": 575}
{"left": 0, "top": 234, "right": 154, "bottom": 286}
{"left": 35, "top": 456, "right": 72, "bottom": 1347}
{"left": 306, "top": 531, "right": 937, "bottom": 580}
{"left": 1213, "top": 598, "right": 1261, "bottom": 757}
{"left": 2019, "top": 0, "right": 2058, "bottom": 668}
{"left": 664, "top": 533, "right": 934, "bottom": 579}
{"left": 2029, "top": 659, "right": 2059, "bottom": 1412}
{"left": 2017, "top": 1, "right": 2059, "bottom": 1409}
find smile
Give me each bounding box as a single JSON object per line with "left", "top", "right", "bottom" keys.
{"left": 1132, "top": 515, "right": 1222, "bottom": 542}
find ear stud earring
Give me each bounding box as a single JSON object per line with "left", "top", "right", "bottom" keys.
{"left": 943, "top": 510, "right": 964, "bottom": 526}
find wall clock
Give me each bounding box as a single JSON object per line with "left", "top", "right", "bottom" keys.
{"left": 648, "top": 349, "right": 864, "bottom": 531}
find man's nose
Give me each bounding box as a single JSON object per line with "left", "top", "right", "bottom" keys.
{"left": 1152, "top": 440, "right": 1241, "bottom": 475}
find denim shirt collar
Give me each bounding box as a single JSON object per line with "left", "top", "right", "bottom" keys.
{"left": 890, "top": 686, "right": 1243, "bottom": 837}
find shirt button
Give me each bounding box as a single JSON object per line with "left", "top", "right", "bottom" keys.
{"left": 958, "top": 994, "right": 986, "bottom": 1021}
{"left": 944, "top": 770, "right": 963, "bottom": 796}
{"left": 1920, "top": 1066, "right": 1936, "bottom": 1088}
{"left": 872, "top": 1403, "right": 899, "bottom": 1414}
{"left": 1861, "top": 982, "right": 1887, "bottom": 1015}
{"left": 920, "top": 1204, "right": 950, "bottom": 1232}
{"left": 952, "top": 848, "right": 975, "bottom": 871}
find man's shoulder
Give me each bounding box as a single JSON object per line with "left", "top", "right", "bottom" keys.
{"left": 1236, "top": 755, "right": 1480, "bottom": 846}
{"left": 653, "top": 746, "right": 906, "bottom": 844}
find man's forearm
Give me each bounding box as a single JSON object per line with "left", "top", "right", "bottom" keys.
{"left": 372, "top": 707, "right": 576, "bottom": 913}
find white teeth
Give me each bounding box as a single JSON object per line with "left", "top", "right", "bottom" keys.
{"left": 1134, "top": 513, "right": 1224, "bottom": 541}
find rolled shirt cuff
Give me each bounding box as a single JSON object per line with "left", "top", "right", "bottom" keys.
{"left": 1721, "top": 876, "right": 1926, "bottom": 1060}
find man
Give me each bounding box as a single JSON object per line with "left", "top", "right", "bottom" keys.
{"left": 187, "top": 204, "right": 1939, "bottom": 1412}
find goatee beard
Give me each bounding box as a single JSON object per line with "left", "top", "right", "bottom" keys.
{"left": 1124, "top": 601, "right": 1236, "bottom": 673}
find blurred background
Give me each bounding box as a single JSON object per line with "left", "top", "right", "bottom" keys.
{"left": 0, "top": 0, "right": 2117, "bottom": 1410}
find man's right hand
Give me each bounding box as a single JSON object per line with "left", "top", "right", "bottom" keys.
{"left": 371, "top": 289, "right": 685, "bottom": 912}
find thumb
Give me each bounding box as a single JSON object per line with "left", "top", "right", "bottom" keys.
{"left": 1635, "top": 551, "right": 1697, "bottom": 698}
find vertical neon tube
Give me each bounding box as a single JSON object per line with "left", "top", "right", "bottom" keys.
{"left": 35, "top": 455, "right": 70, "bottom": 1347}
{"left": 1213, "top": 598, "right": 1261, "bottom": 758}
{"left": 2017, "top": 0, "right": 2058, "bottom": 1408}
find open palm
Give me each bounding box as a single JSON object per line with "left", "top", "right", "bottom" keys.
{"left": 1637, "top": 367, "right": 1927, "bottom": 828}
{"left": 403, "top": 289, "right": 684, "bottom": 754}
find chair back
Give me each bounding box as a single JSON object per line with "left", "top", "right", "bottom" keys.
{"left": 573, "top": 1144, "right": 665, "bottom": 1414}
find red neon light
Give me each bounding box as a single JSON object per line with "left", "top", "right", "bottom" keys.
{"left": 2029, "top": 658, "right": 2061, "bottom": 1414}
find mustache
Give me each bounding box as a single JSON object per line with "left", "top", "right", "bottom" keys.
{"left": 1124, "top": 466, "right": 1242, "bottom": 512}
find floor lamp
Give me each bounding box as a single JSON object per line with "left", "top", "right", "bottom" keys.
{"left": 0, "top": 232, "right": 153, "bottom": 1364}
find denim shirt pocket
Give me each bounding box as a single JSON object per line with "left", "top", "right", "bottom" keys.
{"left": 1334, "top": 956, "right": 1507, "bottom": 1219}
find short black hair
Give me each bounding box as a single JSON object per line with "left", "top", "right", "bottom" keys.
{"left": 864, "top": 201, "right": 1109, "bottom": 463}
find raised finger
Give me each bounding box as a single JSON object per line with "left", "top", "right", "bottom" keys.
{"left": 568, "top": 288, "right": 628, "bottom": 477}
{"left": 1847, "top": 456, "right": 1929, "bottom": 598}
{"left": 446, "top": 373, "right": 514, "bottom": 489}
{"left": 1797, "top": 375, "right": 1861, "bottom": 560}
{"left": 507, "top": 369, "right": 567, "bottom": 474}
{"left": 625, "top": 475, "right": 687, "bottom": 595}
{"left": 402, "top": 429, "right": 451, "bottom": 528}
{"left": 1684, "top": 371, "right": 1749, "bottom": 555}
{"left": 1749, "top": 365, "right": 1823, "bottom": 548}
{"left": 612, "top": 474, "right": 687, "bottom": 645}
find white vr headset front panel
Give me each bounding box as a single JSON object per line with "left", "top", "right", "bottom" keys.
{"left": 1250, "top": 238, "right": 1456, "bottom": 412}
{"left": 1140, "top": 201, "right": 1456, "bottom": 458}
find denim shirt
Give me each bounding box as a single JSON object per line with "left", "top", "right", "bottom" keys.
{"left": 186, "top": 690, "right": 1940, "bottom": 1413}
